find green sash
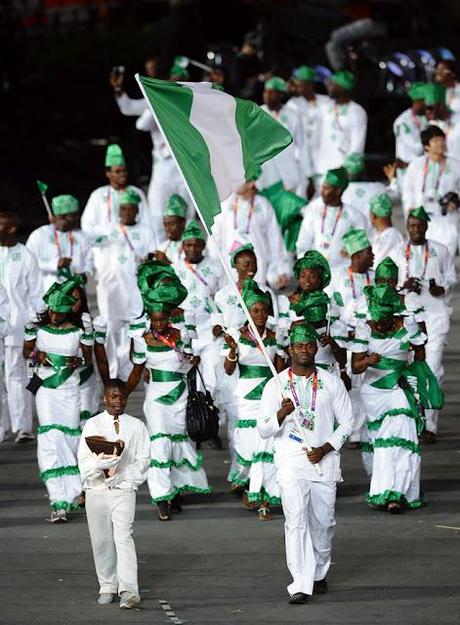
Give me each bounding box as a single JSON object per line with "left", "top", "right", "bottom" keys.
{"left": 41, "top": 353, "right": 75, "bottom": 389}
{"left": 150, "top": 368, "right": 186, "bottom": 405}
{"left": 239, "top": 364, "right": 272, "bottom": 401}
{"left": 79, "top": 364, "right": 94, "bottom": 386}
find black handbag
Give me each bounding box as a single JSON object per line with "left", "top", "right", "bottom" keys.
{"left": 26, "top": 373, "right": 43, "bottom": 395}
{"left": 185, "top": 367, "right": 220, "bottom": 443}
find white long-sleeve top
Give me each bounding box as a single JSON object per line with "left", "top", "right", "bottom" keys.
{"left": 315, "top": 100, "right": 368, "bottom": 175}
{"left": 258, "top": 367, "right": 353, "bottom": 482}
{"left": 211, "top": 192, "right": 291, "bottom": 286}
{"left": 0, "top": 243, "right": 43, "bottom": 346}
{"left": 81, "top": 185, "right": 151, "bottom": 240}
{"left": 26, "top": 225, "right": 93, "bottom": 294}
{"left": 327, "top": 266, "right": 374, "bottom": 332}
{"left": 371, "top": 226, "right": 404, "bottom": 268}
{"left": 342, "top": 180, "right": 386, "bottom": 230}
{"left": 393, "top": 108, "right": 427, "bottom": 163}
{"left": 446, "top": 82, "right": 460, "bottom": 115}
{"left": 78, "top": 411, "right": 150, "bottom": 490}
{"left": 0, "top": 283, "right": 10, "bottom": 341}
{"left": 136, "top": 107, "right": 173, "bottom": 164}
{"left": 115, "top": 92, "right": 147, "bottom": 117}
{"left": 296, "top": 196, "right": 366, "bottom": 268}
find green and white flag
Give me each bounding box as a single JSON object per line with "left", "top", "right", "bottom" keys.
{"left": 136, "top": 76, "right": 293, "bottom": 231}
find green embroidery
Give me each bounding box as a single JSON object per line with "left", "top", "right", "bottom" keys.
{"left": 37, "top": 424, "right": 81, "bottom": 436}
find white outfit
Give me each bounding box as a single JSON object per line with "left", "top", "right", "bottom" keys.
{"left": 446, "top": 82, "right": 460, "bottom": 115}
{"left": 296, "top": 197, "right": 366, "bottom": 268}
{"left": 395, "top": 239, "right": 456, "bottom": 432}
{"left": 0, "top": 244, "right": 43, "bottom": 436}
{"left": 315, "top": 100, "right": 367, "bottom": 175}
{"left": 211, "top": 193, "right": 291, "bottom": 287}
{"left": 26, "top": 224, "right": 93, "bottom": 293}
{"left": 393, "top": 108, "right": 427, "bottom": 163}
{"left": 429, "top": 114, "right": 460, "bottom": 162}
{"left": 115, "top": 92, "right": 147, "bottom": 117}
{"left": 78, "top": 410, "right": 150, "bottom": 596}
{"left": 342, "top": 181, "right": 386, "bottom": 229}
{"left": 402, "top": 155, "right": 460, "bottom": 217}
{"left": 157, "top": 238, "right": 184, "bottom": 264}
{"left": 0, "top": 285, "right": 10, "bottom": 441}
{"left": 371, "top": 227, "right": 404, "bottom": 269}
{"left": 259, "top": 367, "right": 353, "bottom": 596}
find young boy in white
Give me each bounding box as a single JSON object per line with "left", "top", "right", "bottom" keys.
{"left": 259, "top": 323, "right": 353, "bottom": 604}
{"left": 78, "top": 379, "right": 150, "bottom": 609}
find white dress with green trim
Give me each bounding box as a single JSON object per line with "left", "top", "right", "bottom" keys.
{"left": 33, "top": 324, "right": 90, "bottom": 512}
{"left": 350, "top": 319, "right": 426, "bottom": 508}
{"left": 133, "top": 335, "right": 211, "bottom": 503}
{"left": 225, "top": 330, "right": 282, "bottom": 505}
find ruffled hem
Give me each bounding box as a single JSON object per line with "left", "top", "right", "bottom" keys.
{"left": 51, "top": 500, "right": 80, "bottom": 512}
{"left": 40, "top": 465, "right": 80, "bottom": 482}
{"left": 150, "top": 432, "right": 189, "bottom": 442}
{"left": 366, "top": 490, "right": 424, "bottom": 509}
{"left": 150, "top": 452, "right": 204, "bottom": 471}
{"left": 229, "top": 471, "right": 249, "bottom": 487}
{"left": 151, "top": 485, "right": 213, "bottom": 503}
{"left": 247, "top": 488, "right": 281, "bottom": 506}
{"left": 373, "top": 436, "right": 420, "bottom": 455}
{"left": 37, "top": 424, "right": 81, "bottom": 436}
{"left": 367, "top": 408, "right": 414, "bottom": 431}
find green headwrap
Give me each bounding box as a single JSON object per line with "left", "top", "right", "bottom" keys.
{"left": 291, "top": 290, "right": 330, "bottom": 324}
{"left": 43, "top": 283, "right": 76, "bottom": 313}
{"left": 289, "top": 322, "right": 319, "bottom": 345}
{"left": 59, "top": 274, "right": 86, "bottom": 295}
{"left": 343, "top": 153, "right": 365, "bottom": 177}
{"left": 120, "top": 188, "right": 141, "bottom": 206}
{"left": 370, "top": 193, "right": 392, "bottom": 217}
{"left": 330, "top": 70, "right": 355, "bottom": 91}
{"left": 170, "top": 64, "right": 189, "bottom": 80}
{"left": 137, "top": 260, "right": 178, "bottom": 293}
{"left": 241, "top": 279, "right": 273, "bottom": 315}
{"left": 52, "top": 195, "right": 79, "bottom": 216}
{"left": 143, "top": 280, "right": 188, "bottom": 314}
{"left": 364, "top": 284, "right": 404, "bottom": 322}
{"left": 264, "top": 76, "right": 288, "bottom": 92}
{"left": 293, "top": 250, "right": 331, "bottom": 288}
{"left": 324, "top": 167, "right": 349, "bottom": 190}
{"left": 182, "top": 219, "right": 206, "bottom": 241}
{"left": 164, "top": 194, "right": 187, "bottom": 218}
{"left": 230, "top": 243, "right": 255, "bottom": 268}
{"left": 105, "top": 144, "right": 126, "bottom": 168}
{"left": 342, "top": 228, "right": 371, "bottom": 257}
{"left": 292, "top": 66, "right": 316, "bottom": 82}
{"left": 424, "top": 83, "right": 446, "bottom": 106}
{"left": 408, "top": 206, "right": 431, "bottom": 222}
{"left": 375, "top": 257, "right": 399, "bottom": 282}
{"left": 408, "top": 82, "right": 427, "bottom": 101}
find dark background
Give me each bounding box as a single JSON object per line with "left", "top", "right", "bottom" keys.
{"left": 2, "top": 0, "right": 460, "bottom": 236}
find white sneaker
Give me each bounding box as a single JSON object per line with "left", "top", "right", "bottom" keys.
{"left": 119, "top": 592, "right": 140, "bottom": 609}
{"left": 98, "top": 593, "right": 115, "bottom": 605}
{"left": 48, "top": 510, "right": 68, "bottom": 524}
{"left": 14, "top": 431, "right": 35, "bottom": 444}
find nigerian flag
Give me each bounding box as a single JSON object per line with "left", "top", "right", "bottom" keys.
{"left": 137, "top": 76, "right": 293, "bottom": 230}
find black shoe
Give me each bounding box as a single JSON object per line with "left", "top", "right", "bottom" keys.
{"left": 157, "top": 501, "right": 171, "bottom": 521}
{"left": 289, "top": 592, "right": 308, "bottom": 605}
{"left": 313, "top": 579, "right": 328, "bottom": 594}
{"left": 170, "top": 494, "right": 183, "bottom": 513}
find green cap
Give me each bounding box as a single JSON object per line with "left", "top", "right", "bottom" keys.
{"left": 343, "top": 153, "right": 365, "bottom": 177}
{"left": 36, "top": 180, "right": 48, "bottom": 196}
{"left": 230, "top": 243, "right": 255, "bottom": 268}
{"left": 408, "top": 82, "right": 427, "bottom": 101}
{"left": 424, "top": 83, "right": 446, "bottom": 106}
{"left": 364, "top": 284, "right": 404, "bottom": 322}
{"left": 342, "top": 228, "right": 371, "bottom": 257}
{"left": 289, "top": 322, "right": 319, "bottom": 345}
{"left": 105, "top": 144, "right": 126, "bottom": 168}
{"left": 120, "top": 187, "right": 141, "bottom": 206}
{"left": 330, "top": 70, "right": 355, "bottom": 91}
{"left": 370, "top": 193, "right": 393, "bottom": 217}
{"left": 408, "top": 206, "right": 431, "bottom": 222}
{"left": 291, "top": 290, "right": 330, "bottom": 323}
{"left": 43, "top": 283, "right": 76, "bottom": 313}
{"left": 143, "top": 280, "right": 188, "bottom": 314}
{"left": 264, "top": 76, "right": 288, "bottom": 92}
{"left": 137, "top": 260, "right": 178, "bottom": 294}
{"left": 293, "top": 250, "right": 331, "bottom": 288}
{"left": 52, "top": 195, "right": 79, "bottom": 216}
{"left": 241, "top": 279, "right": 273, "bottom": 315}
{"left": 182, "top": 219, "right": 206, "bottom": 241}
{"left": 292, "top": 65, "right": 316, "bottom": 82}
{"left": 324, "top": 167, "right": 349, "bottom": 190}
{"left": 375, "top": 257, "right": 399, "bottom": 282}
{"left": 170, "top": 64, "right": 189, "bottom": 80}
{"left": 164, "top": 194, "right": 187, "bottom": 218}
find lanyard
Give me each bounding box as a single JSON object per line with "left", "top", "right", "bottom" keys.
{"left": 106, "top": 190, "right": 112, "bottom": 223}
{"left": 232, "top": 196, "right": 254, "bottom": 234}
{"left": 245, "top": 325, "right": 266, "bottom": 353}
{"left": 411, "top": 110, "right": 421, "bottom": 129}
{"left": 119, "top": 224, "right": 135, "bottom": 252}
{"left": 152, "top": 328, "right": 184, "bottom": 361}
{"left": 164, "top": 240, "right": 183, "bottom": 258}
{"left": 333, "top": 104, "right": 345, "bottom": 131}
{"left": 405, "top": 241, "right": 429, "bottom": 281}
{"left": 422, "top": 157, "right": 445, "bottom": 195}
{"left": 288, "top": 368, "right": 318, "bottom": 412}
{"left": 321, "top": 204, "right": 343, "bottom": 236}
{"left": 184, "top": 260, "right": 208, "bottom": 287}
{"left": 53, "top": 228, "right": 73, "bottom": 259}
{"left": 348, "top": 267, "right": 371, "bottom": 300}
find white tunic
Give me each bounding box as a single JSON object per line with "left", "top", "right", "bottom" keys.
{"left": 446, "top": 82, "right": 460, "bottom": 115}
{"left": 157, "top": 238, "right": 183, "bottom": 264}
{"left": 371, "top": 227, "right": 404, "bottom": 269}
{"left": 393, "top": 108, "right": 427, "bottom": 163}
{"left": 315, "top": 100, "right": 368, "bottom": 175}
{"left": 296, "top": 197, "right": 367, "bottom": 268}
{"left": 26, "top": 225, "right": 93, "bottom": 293}
{"left": 213, "top": 282, "right": 279, "bottom": 330}
{"left": 342, "top": 180, "right": 386, "bottom": 229}
{"left": 328, "top": 267, "right": 374, "bottom": 332}
{"left": 259, "top": 367, "right": 353, "bottom": 481}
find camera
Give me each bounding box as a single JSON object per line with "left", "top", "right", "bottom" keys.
{"left": 439, "top": 191, "right": 460, "bottom": 216}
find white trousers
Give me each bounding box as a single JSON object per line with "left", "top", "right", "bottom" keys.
{"left": 105, "top": 319, "right": 131, "bottom": 382}
{"left": 424, "top": 332, "right": 446, "bottom": 433}
{"left": 85, "top": 488, "right": 139, "bottom": 596}
{"left": 4, "top": 345, "right": 33, "bottom": 434}
{"left": 278, "top": 468, "right": 336, "bottom": 596}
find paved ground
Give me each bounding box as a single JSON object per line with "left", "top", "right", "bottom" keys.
{"left": 1, "top": 264, "right": 460, "bottom": 624}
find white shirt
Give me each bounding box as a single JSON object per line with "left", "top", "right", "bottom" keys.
{"left": 371, "top": 226, "right": 404, "bottom": 269}
{"left": 315, "top": 100, "right": 368, "bottom": 175}
{"left": 328, "top": 266, "right": 374, "bottom": 332}
{"left": 136, "top": 108, "right": 173, "bottom": 164}
{"left": 342, "top": 180, "right": 386, "bottom": 229}
{"left": 26, "top": 225, "right": 93, "bottom": 293}
{"left": 258, "top": 367, "right": 353, "bottom": 482}
{"left": 78, "top": 411, "right": 150, "bottom": 490}
{"left": 115, "top": 92, "right": 147, "bottom": 117}
{"left": 393, "top": 108, "right": 427, "bottom": 163}
{"left": 296, "top": 197, "right": 366, "bottom": 268}
{"left": 157, "top": 238, "right": 183, "bottom": 264}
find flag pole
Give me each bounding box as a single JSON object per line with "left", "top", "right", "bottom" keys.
{"left": 36, "top": 180, "right": 54, "bottom": 221}
{"left": 135, "top": 75, "right": 321, "bottom": 474}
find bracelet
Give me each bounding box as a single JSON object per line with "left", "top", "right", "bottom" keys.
{"left": 339, "top": 367, "right": 346, "bottom": 373}
{"left": 226, "top": 352, "right": 238, "bottom": 362}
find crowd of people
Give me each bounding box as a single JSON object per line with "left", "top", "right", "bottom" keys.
{"left": 1, "top": 54, "right": 458, "bottom": 608}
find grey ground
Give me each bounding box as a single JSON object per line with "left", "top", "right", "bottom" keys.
{"left": 1, "top": 247, "right": 460, "bottom": 624}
